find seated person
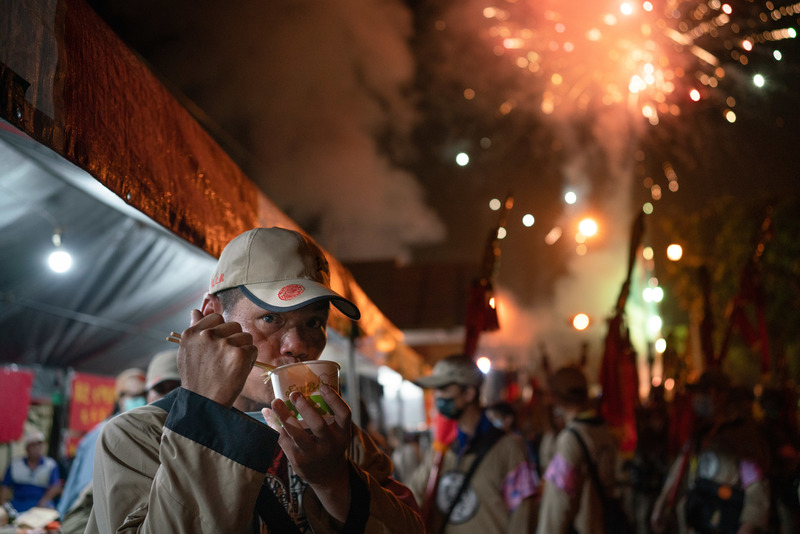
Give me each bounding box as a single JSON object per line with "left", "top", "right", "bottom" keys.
{"left": 1, "top": 429, "right": 61, "bottom": 513}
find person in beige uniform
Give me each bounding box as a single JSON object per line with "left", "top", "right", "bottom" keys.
{"left": 61, "top": 354, "right": 181, "bottom": 534}
{"left": 86, "top": 227, "right": 423, "bottom": 533}
{"left": 408, "top": 354, "right": 537, "bottom": 534}
{"left": 650, "top": 370, "right": 770, "bottom": 534}
{"left": 536, "top": 365, "right": 619, "bottom": 534}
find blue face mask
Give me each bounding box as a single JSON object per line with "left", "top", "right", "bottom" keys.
{"left": 435, "top": 397, "right": 463, "bottom": 420}
{"left": 122, "top": 396, "right": 147, "bottom": 412}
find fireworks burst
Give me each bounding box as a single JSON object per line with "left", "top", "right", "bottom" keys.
{"left": 479, "top": 0, "right": 798, "bottom": 125}
{"left": 414, "top": 0, "right": 798, "bottom": 368}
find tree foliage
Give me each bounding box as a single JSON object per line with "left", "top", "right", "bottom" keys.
{"left": 657, "top": 193, "right": 800, "bottom": 386}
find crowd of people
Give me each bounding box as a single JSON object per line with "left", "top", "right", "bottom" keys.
{"left": 2, "top": 226, "right": 799, "bottom": 534}
{"left": 389, "top": 355, "right": 799, "bottom": 534}
{"left": 1, "top": 349, "right": 182, "bottom": 531}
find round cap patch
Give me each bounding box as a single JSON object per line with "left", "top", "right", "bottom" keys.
{"left": 278, "top": 284, "right": 306, "bottom": 301}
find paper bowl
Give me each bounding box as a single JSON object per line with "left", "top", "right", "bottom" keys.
{"left": 269, "top": 360, "right": 341, "bottom": 427}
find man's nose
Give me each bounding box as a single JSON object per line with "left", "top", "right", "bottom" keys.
{"left": 279, "top": 326, "right": 310, "bottom": 361}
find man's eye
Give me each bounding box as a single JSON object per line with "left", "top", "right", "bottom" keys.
{"left": 308, "top": 318, "right": 326, "bottom": 329}
{"left": 262, "top": 315, "right": 278, "bottom": 324}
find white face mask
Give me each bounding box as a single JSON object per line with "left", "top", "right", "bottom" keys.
{"left": 489, "top": 416, "right": 506, "bottom": 429}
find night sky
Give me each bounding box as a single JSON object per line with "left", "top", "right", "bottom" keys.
{"left": 88, "top": 0, "right": 800, "bottom": 375}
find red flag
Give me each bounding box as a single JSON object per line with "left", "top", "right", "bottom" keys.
{"left": 599, "top": 315, "right": 639, "bottom": 452}
{"left": 463, "top": 279, "right": 500, "bottom": 358}
{"left": 0, "top": 367, "right": 34, "bottom": 443}
{"left": 599, "top": 213, "right": 644, "bottom": 453}
{"left": 463, "top": 195, "right": 511, "bottom": 357}
{"left": 717, "top": 211, "right": 773, "bottom": 372}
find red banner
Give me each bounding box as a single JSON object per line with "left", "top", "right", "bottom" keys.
{"left": 0, "top": 367, "right": 35, "bottom": 443}
{"left": 67, "top": 372, "right": 116, "bottom": 432}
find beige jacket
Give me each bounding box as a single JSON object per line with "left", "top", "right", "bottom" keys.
{"left": 408, "top": 423, "right": 537, "bottom": 534}
{"left": 652, "top": 417, "right": 770, "bottom": 533}
{"left": 536, "top": 416, "right": 618, "bottom": 534}
{"left": 86, "top": 388, "right": 422, "bottom": 533}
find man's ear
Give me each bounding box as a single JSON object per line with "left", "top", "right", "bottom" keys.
{"left": 201, "top": 293, "right": 223, "bottom": 317}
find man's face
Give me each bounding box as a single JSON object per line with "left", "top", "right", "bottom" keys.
{"left": 118, "top": 377, "right": 147, "bottom": 412}
{"left": 26, "top": 440, "right": 44, "bottom": 459}
{"left": 222, "top": 297, "right": 329, "bottom": 410}
{"left": 433, "top": 383, "right": 469, "bottom": 420}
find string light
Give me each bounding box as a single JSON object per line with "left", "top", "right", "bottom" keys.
{"left": 48, "top": 228, "right": 73, "bottom": 273}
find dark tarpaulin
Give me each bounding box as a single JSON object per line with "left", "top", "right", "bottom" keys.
{"left": 0, "top": 0, "right": 426, "bottom": 380}
{"left": 2, "top": 0, "right": 261, "bottom": 256}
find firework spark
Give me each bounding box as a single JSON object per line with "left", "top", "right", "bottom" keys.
{"left": 479, "top": 0, "right": 797, "bottom": 125}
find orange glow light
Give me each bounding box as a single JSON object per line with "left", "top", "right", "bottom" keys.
{"left": 573, "top": 313, "right": 590, "bottom": 330}
{"left": 578, "top": 217, "right": 598, "bottom": 237}
{"left": 666, "top": 244, "right": 683, "bottom": 261}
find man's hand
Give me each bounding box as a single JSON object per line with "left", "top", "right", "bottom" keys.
{"left": 178, "top": 310, "right": 258, "bottom": 408}
{"left": 264, "top": 384, "right": 353, "bottom": 523}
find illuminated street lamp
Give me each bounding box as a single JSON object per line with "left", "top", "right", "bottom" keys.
{"left": 572, "top": 313, "right": 590, "bottom": 330}
{"left": 648, "top": 315, "right": 662, "bottom": 335}
{"left": 643, "top": 286, "right": 664, "bottom": 303}
{"left": 578, "top": 217, "right": 598, "bottom": 237}
{"left": 667, "top": 244, "right": 683, "bottom": 261}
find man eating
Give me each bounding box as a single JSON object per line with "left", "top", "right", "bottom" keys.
{"left": 87, "top": 227, "right": 422, "bottom": 533}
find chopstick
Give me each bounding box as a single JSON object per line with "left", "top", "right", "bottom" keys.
{"left": 166, "top": 331, "right": 276, "bottom": 372}
{"left": 167, "top": 331, "right": 182, "bottom": 344}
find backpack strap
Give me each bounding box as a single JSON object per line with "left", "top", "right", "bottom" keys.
{"left": 567, "top": 426, "right": 608, "bottom": 503}
{"left": 439, "top": 427, "right": 505, "bottom": 534}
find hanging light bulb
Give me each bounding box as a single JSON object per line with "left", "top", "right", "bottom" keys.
{"left": 48, "top": 227, "right": 72, "bottom": 273}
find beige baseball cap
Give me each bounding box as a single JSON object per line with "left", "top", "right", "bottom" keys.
{"left": 209, "top": 227, "right": 360, "bottom": 320}
{"left": 414, "top": 354, "right": 484, "bottom": 389}
{"left": 146, "top": 349, "right": 181, "bottom": 391}
{"left": 114, "top": 368, "right": 146, "bottom": 397}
